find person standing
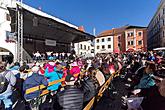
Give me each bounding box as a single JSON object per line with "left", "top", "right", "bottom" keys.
{"left": 23, "top": 66, "right": 48, "bottom": 110}
{"left": 0, "top": 63, "right": 16, "bottom": 110}
{"left": 44, "top": 62, "right": 63, "bottom": 91}
{"left": 34, "top": 51, "right": 41, "bottom": 62}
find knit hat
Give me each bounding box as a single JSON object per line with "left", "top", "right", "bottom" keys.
{"left": 32, "top": 66, "right": 40, "bottom": 73}
{"left": 48, "top": 62, "right": 55, "bottom": 66}
{"left": 48, "top": 56, "right": 54, "bottom": 61}
{"left": 71, "top": 61, "right": 78, "bottom": 67}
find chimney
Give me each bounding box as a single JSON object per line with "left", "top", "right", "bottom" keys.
{"left": 78, "top": 26, "right": 85, "bottom": 32}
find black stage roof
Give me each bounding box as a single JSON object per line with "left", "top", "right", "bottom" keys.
{"left": 8, "top": 3, "right": 94, "bottom": 44}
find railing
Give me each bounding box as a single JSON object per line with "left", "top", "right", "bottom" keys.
{"left": 25, "top": 73, "right": 80, "bottom": 96}
{"left": 25, "top": 70, "right": 121, "bottom": 110}
{"left": 23, "top": 48, "right": 33, "bottom": 63}
{"left": 83, "top": 70, "right": 120, "bottom": 110}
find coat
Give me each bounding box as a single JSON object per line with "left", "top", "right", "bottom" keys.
{"left": 135, "top": 74, "right": 155, "bottom": 89}
{"left": 23, "top": 73, "right": 48, "bottom": 100}
{"left": 57, "top": 85, "right": 84, "bottom": 110}
{"left": 0, "top": 70, "right": 16, "bottom": 96}
{"left": 44, "top": 67, "right": 63, "bottom": 91}
{"left": 82, "top": 77, "right": 97, "bottom": 102}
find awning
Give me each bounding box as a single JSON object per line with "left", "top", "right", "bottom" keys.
{"left": 114, "top": 49, "right": 120, "bottom": 53}
{"left": 97, "top": 50, "right": 111, "bottom": 54}
{"left": 126, "top": 48, "right": 135, "bottom": 52}
{"left": 8, "top": 2, "right": 95, "bottom": 44}
{"left": 153, "top": 47, "right": 165, "bottom": 51}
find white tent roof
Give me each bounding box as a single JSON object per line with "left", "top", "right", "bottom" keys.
{"left": 97, "top": 50, "right": 112, "bottom": 54}
{"left": 153, "top": 47, "right": 165, "bottom": 51}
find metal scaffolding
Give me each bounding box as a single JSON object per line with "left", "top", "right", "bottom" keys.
{"left": 16, "top": 0, "right": 23, "bottom": 63}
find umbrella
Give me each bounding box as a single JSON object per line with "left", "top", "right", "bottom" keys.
{"left": 126, "top": 48, "right": 135, "bottom": 52}
{"left": 83, "top": 53, "right": 93, "bottom": 58}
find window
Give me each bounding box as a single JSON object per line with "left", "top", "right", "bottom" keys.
{"left": 97, "top": 39, "right": 99, "bottom": 43}
{"left": 84, "top": 45, "right": 86, "bottom": 50}
{"left": 131, "top": 41, "right": 134, "bottom": 45}
{"left": 102, "top": 38, "right": 104, "bottom": 42}
{"left": 128, "top": 41, "right": 130, "bottom": 45}
{"left": 91, "top": 49, "right": 94, "bottom": 53}
{"left": 118, "top": 36, "right": 121, "bottom": 41}
{"left": 131, "top": 32, "right": 134, "bottom": 36}
{"left": 80, "top": 52, "right": 82, "bottom": 55}
{"left": 6, "top": 13, "right": 10, "bottom": 21}
{"left": 163, "top": 19, "right": 165, "bottom": 26}
{"left": 80, "top": 44, "right": 82, "bottom": 49}
{"left": 138, "top": 40, "right": 142, "bottom": 45}
{"left": 138, "top": 32, "right": 142, "bottom": 36}
{"left": 107, "top": 38, "right": 111, "bottom": 41}
{"left": 127, "top": 33, "right": 130, "bottom": 37}
{"left": 97, "top": 46, "right": 99, "bottom": 49}
{"left": 88, "top": 46, "right": 90, "bottom": 50}
{"left": 163, "top": 8, "right": 165, "bottom": 14}
{"left": 102, "top": 45, "right": 105, "bottom": 49}
{"left": 108, "top": 45, "right": 111, "bottom": 48}
{"left": 163, "top": 31, "right": 165, "bottom": 37}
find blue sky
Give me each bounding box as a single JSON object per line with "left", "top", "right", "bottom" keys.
{"left": 23, "top": 0, "right": 161, "bottom": 35}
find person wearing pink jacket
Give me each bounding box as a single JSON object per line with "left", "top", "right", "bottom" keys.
{"left": 70, "top": 61, "right": 81, "bottom": 80}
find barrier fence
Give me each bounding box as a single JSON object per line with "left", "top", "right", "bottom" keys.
{"left": 25, "top": 69, "right": 121, "bottom": 110}
{"left": 83, "top": 70, "right": 120, "bottom": 110}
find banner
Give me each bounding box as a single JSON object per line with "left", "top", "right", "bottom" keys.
{"left": 0, "top": 52, "right": 9, "bottom": 55}
{"left": 45, "top": 39, "right": 56, "bottom": 46}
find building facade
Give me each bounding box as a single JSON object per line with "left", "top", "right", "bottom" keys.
{"left": 96, "top": 26, "right": 127, "bottom": 53}
{"left": 113, "top": 27, "right": 127, "bottom": 53}
{"left": 95, "top": 30, "right": 114, "bottom": 54}
{"left": 147, "top": 0, "right": 165, "bottom": 50}
{"left": 125, "top": 26, "right": 147, "bottom": 52}
{"left": 74, "top": 40, "right": 94, "bottom": 56}
{"left": 0, "top": 0, "right": 17, "bottom": 61}
{"left": 96, "top": 26, "right": 147, "bottom": 53}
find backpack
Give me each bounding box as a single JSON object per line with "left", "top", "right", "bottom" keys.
{"left": 0, "top": 71, "right": 9, "bottom": 94}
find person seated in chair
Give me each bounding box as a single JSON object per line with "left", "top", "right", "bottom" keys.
{"left": 57, "top": 74, "right": 84, "bottom": 110}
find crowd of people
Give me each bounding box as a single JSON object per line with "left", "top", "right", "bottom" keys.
{"left": 0, "top": 50, "right": 164, "bottom": 110}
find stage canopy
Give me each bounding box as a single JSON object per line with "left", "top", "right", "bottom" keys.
{"left": 8, "top": 2, "right": 94, "bottom": 44}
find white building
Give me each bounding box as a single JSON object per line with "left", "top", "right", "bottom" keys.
{"left": 74, "top": 30, "right": 114, "bottom": 56}
{"left": 74, "top": 40, "right": 94, "bottom": 57}
{"left": 95, "top": 35, "right": 114, "bottom": 54}
{"left": 0, "top": 0, "right": 17, "bottom": 62}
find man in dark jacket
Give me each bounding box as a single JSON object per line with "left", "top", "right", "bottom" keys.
{"left": 57, "top": 74, "right": 84, "bottom": 110}
{"left": 23, "top": 66, "right": 48, "bottom": 110}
